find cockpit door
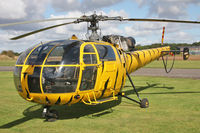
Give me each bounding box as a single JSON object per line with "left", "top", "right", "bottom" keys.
{"left": 79, "top": 44, "right": 99, "bottom": 91}
{"left": 94, "top": 44, "right": 117, "bottom": 94}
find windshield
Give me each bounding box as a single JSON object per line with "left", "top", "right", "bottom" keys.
{"left": 45, "top": 41, "right": 81, "bottom": 65}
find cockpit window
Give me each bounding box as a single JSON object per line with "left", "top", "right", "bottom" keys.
{"left": 45, "top": 42, "right": 80, "bottom": 65}
{"left": 16, "top": 44, "right": 38, "bottom": 65}
{"left": 95, "top": 45, "right": 116, "bottom": 61}
{"left": 83, "top": 54, "right": 97, "bottom": 64}
{"left": 13, "top": 67, "right": 22, "bottom": 92}
{"left": 26, "top": 44, "right": 54, "bottom": 65}
{"left": 84, "top": 44, "right": 95, "bottom": 53}
{"left": 42, "top": 66, "right": 80, "bottom": 93}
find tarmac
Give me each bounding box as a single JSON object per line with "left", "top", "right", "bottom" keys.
{"left": 1, "top": 66, "right": 200, "bottom": 79}
{"left": 133, "top": 68, "right": 200, "bottom": 79}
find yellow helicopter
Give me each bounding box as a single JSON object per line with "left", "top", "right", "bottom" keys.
{"left": 1, "top": 13, "right": 199, "bottom": 121}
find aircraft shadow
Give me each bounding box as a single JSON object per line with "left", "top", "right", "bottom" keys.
{"left": 124, "top": 82, "right": 200, "bottom": 95}
{"left": 0, "top": 96, "right": 122, "bottom": 128}
{"left": 123, "top": 82, "right": 174, "bottom": 96}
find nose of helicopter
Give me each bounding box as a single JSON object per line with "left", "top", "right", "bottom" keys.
{"left": 13, "top": 40, "right": 82, "bottom": 97}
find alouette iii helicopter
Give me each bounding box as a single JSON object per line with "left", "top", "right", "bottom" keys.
{"left": 1, "top": 13, "right": 200, "bottom": 121}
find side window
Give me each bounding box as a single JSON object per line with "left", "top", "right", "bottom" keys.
{"left": 95, "top": 45, "right": 116, "bottom": 61}
{"left": 84, "top": 45, "right": 95, "bottom": 53}
{"left": 83, "top": 54, "right": 97, "bottom": 64}
{"left": 16, "top": 44, "right": 38, "bottom": 65}
{"left": 83, "top": 44, "right": 97, "bottom": 64}
{"left": 80, "top": 66, "right": 97, "bottom": 91}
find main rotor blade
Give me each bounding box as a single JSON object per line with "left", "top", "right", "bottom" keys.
{"left": 123, "top": 18, "right": 200, "bottom": 24}
{"left": 0, "top": 17, "right": 78, "bottom": 27}
{"left": 10, "top": 21, "right": 80, "bottom": 40}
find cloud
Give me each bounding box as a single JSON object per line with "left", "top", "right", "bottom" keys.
{"left": 51, "top": 0, "right": 81, "bottom": 12}
{"left": 52, "top": 0, "right": 123, "bottom": 12}
{"left": 0, "top": 0, "right": 51, "bottom": 32}
{"left": 0, "top": 0, "right": 26, "bottom": 19}
{"left": 134, "top": 0, "right": 200, "bottom": 19}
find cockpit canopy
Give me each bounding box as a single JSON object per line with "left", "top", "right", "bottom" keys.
{"left": 14, "top": 40, "right": 117, "bottom": 94}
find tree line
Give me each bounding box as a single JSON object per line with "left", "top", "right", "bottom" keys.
{"left": 0, "top": 50, "right": 20, "bottom": 58}
{"left": 135, "top": 41, "right": 200, "bottom": 50}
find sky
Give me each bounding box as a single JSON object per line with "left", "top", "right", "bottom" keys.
{"left": 0, "top": 0, "right": 200, "bottom": 52}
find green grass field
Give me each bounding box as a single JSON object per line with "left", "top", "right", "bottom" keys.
{"left": 0, "top": 60, "right": 16, "bottom": 66}
{"left": 145, "top": 60, "right": 200, "bottom": 69}
{"left": 0, "top": 72, "right": 200, "bottom": 133}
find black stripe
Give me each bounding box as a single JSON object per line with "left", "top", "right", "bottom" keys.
{"left": 116, "top": 48, "right": 122, "bottom": 63}
{"left": 55, "top": 97, "right": 61, "bottom": 105}
{"left": 142, "top": 51, "right": 145, "bottom": 58}
{"left": 46, "top": 96, "right": 50, "bottom": 104}
{"left": 120, "top": 76, "right": 124, "bottom": 90}
{"left": 100, "top": 78, "right": 110, "bottom": 98}
{"left": 25, "top": 88, "right": 30, "bottom": 99}
{"left": 152, "top": 49, "right": 156, "bottom": 55}
{"left": 113, "top": 70, "right": 118, "bottom": 90}
{"left": 78, "top": 96, "right": 84, "bottom": 103}
{"left": 66, "top": 96, "right": 73, "bottom": 105}
{"left": 101, "top": 61, "right": 104, "bottom": 73}
{"left": 148, "top": 50, "right": 151, "bottom": 56}
{"left": 127, "top": 53, "right": 132, "bottom": 72}
{"left": 23, "top": 73, "right": 27, "bottom": 80}
{"left": 157, "top": 49, "right": 159, "bottom": 53}
{"left": 147, "top": 50, "right": 152, "bottom": 62}
{"left": 136, "top": 52, "right": 139, "bottom": 58}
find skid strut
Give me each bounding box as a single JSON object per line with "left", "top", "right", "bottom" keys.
{"left": 120, "top": 72, "right": 149, "bottom": 108}
{"left": 42, "top": 105, "right": 59, "bottom": 121}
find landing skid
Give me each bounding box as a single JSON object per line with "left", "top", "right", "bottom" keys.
{"left": 42, "top": 106, "right": 59, "bottom": 122}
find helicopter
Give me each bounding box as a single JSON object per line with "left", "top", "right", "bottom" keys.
{"left": 1, "top": 13, "right": 199, "bottom": 121}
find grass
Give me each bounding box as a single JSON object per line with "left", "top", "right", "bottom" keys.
{"left": 0, "top": 60, "right": 16, "bottom": 66}
{"left": 144, "top": 60, "right": 200, "bottom": 69}
{"left": 0, "top": 72, "right": 200, "bottom": 133}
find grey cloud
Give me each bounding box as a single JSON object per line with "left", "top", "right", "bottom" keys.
{"left": 0, "top": 0, "right": 51, "bottom": 31}
{"left": 51, "top": 0, "right": 81, "bottom": 12}
{"left": 134, "top": 0, "right": 200, "bottom": 19}
{"left": 52, "top": 0, "right": 123, "bottom": 12}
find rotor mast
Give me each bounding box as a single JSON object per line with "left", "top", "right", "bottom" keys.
{"left": 78, "top": 13, "right": 122, "bottom": 41}
{"left": 87, "top": 13, "right": 100, "bottom": 41}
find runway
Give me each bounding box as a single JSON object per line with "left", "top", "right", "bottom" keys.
{"left": 0, "top": 66, "right": 14, "bottom": 71}
{"left": 133, "top": 68, "right": 200, "bottom": 79}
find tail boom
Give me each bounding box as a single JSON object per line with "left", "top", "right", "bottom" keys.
{"left": 125, "top": 46, "right": 170, "bottom": 74}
